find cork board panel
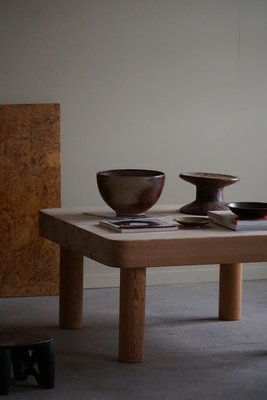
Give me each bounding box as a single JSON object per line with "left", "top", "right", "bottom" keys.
{"left": 0, "top": 104, "right": 61, "bottom": 297}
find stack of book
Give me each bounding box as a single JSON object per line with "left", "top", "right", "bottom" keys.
{"left": 207, "top": 210, "right": 267, "bottom": 231}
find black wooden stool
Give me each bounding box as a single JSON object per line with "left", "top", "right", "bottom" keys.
{"left": 0, "top": 333, "right": 54, "bottom": 395}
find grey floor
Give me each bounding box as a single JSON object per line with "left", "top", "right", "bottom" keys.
{"left": 1, "top": 280, "right": 267, "bottom": 399}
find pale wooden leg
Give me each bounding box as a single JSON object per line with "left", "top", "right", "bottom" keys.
{"left": 119, "top": 268, "right": 146, "bottom": 363}
{"left": 59, "top": 246, "right": 84, "bottom": 329}
{"left": 219, "top": 263, "right": 243, "bottom": 320}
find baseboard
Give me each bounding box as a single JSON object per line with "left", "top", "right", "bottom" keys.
{"left": 83, "top": 263, "right": 267, "bottom": 289}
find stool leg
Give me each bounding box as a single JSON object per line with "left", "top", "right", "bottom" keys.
{"left": 34, "top": 343, "right": 55, "bottom": 389}
{"left": 0, "top": 349, "right": 11, "bottom": 395}
{"left": 11, "top": 348, "right": 29, "bottom": 380}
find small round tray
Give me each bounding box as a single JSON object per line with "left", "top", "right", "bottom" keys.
{"left": 174, "top": 216, "right": 211, "bottom": 227}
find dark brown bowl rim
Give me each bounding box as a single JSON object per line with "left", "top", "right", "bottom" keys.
{"left": 97, "top": 169, "right": 165, "bottom": 177}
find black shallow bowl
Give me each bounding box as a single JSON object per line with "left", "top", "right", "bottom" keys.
{"left": 226, "top": 202, "right": 267, "bottom": 219}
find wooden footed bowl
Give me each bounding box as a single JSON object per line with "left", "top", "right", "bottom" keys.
{"left": 97, "top": 169, "right": 165, "bottom": 216}
{"left": 179, "top": 172, "right": 239, "bottom": 215}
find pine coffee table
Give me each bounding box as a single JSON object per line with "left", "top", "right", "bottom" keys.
{"left": 39, "top": 205, "right": 267, "bottom": 363}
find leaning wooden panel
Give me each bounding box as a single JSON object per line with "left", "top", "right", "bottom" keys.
{"left": 0, "top": 104, "right": 61, "bottom": 297}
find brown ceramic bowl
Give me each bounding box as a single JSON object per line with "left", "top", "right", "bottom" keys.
{"left": 96, "top": 169, "right": 165, "bottom": 216}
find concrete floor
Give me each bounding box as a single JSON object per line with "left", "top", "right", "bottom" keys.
{"left": 1, "top": 280, "right": 267, "bottom": 399}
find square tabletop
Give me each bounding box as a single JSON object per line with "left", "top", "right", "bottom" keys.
{"left": 39, "top": 204, "right": 267, "bottom": 269}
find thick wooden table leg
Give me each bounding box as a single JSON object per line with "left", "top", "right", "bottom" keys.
{"left": 219, "top": 263, "right": 243, "bottom": 320}
{"left": 59, "top": 246, "right": 84, "bottom": 329}
{"left": 119, "top": 268, "right": 146, "bottom": 363}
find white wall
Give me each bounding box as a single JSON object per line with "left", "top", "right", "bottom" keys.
{"left": 1, "top": 0, "right": 267, "bottom": 287}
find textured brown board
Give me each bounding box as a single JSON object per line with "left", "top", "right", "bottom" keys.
{"left": 0, "top": 104, "right": 61, "bottom": 297}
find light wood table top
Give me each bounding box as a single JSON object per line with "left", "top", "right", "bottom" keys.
{"left": 39, "top": 204, "right": 267, "bottom": 268}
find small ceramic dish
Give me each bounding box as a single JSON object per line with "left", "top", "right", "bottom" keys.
{"left": 226, "top": 202, "right": 267, "bottom": 219}
{"left": 174, "top": 216, "right": 211, "bottom": 227}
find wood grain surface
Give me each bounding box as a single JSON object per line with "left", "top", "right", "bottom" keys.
{"left": 0, "top": 104, "right": 61, "bottom": 297}
{"left": 119, "top": 268, "right": 146, "bottom": 362}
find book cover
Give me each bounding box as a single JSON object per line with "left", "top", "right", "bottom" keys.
{"left": 99, "top": 218, "right": 178, "bottom": 233}
{"left": 208, "top": 210, "right": 267, "bottom": 231}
